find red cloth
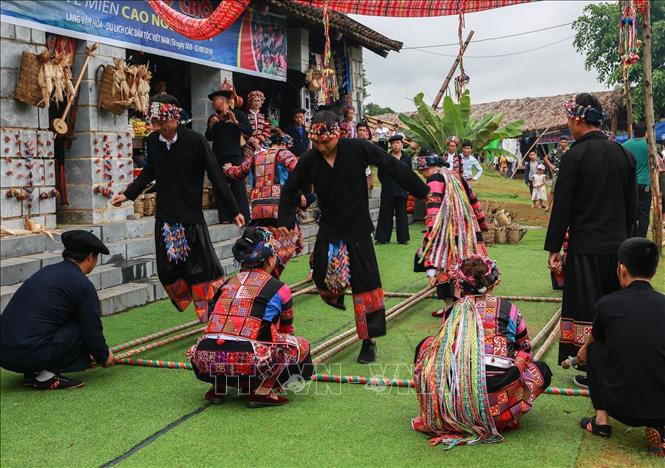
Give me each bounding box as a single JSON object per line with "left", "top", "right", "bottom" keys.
{"left": 293, "top": 0, "right": 530, "bottom": 17}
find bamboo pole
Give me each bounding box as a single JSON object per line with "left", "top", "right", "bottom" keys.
{"left": 310, "top": 289, "right": 562, "bottom": 304}
{"left": 534, "top": 318, "right": 561, "bottom": 361}
{"left": 509, "top": 126, "right": 551, "bottom": 180}
{"left": 531, "top": 308, "right": 562, "bottom": 350}
{"left": 432, "top": 31, "right": 474, "bottom": 110}
{"left": 641, "top": 2, "right": 663, "bottom": 252}
{"left": 292, "top": 284, "right": 317, "bottom": 298}
{"left": 109, "top": 320, "right": 200, "bottom": 353}
{"left": 620, "top": 0, "right": 634, "bottom": 138}
{"left": 115, "top": 327, "right": 204, "bottom": 360}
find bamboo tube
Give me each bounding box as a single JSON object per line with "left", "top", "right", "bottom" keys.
{"left": 115, "top": 357, "right": 193, "bottom": 370}
{"left": 531, "top": 307, "right": 561, "bottom": 350}
{"left": 534, "top": 318, "right": 561, "bottom": 361}
{"left": 115, "top": 327, "right": 204, "bottom": 360}
{"left": 292, "top": 284, "right": 317, "bottom": 298}
{"left": 109, "top": 320, "right": 200, "bottom": 353}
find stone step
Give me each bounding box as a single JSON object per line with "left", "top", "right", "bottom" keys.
{"left": 98, "top": 282, "right": 153, "bottom": 316}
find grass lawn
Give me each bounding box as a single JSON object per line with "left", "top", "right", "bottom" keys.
{"left": 1, "top": 170, "right": 662, "bottom": 467}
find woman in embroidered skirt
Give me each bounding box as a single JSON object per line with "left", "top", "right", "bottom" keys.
{"left": 412, "top": 257, "right": 552, "bottom": 447}
{"left": 224, "top": 131, "right": 311, "bottom": 279}
{"left": 190, "top": 227, "right": 312, "bottom": 407}
{"left": 413, "top": 153, "right": 488, "bottom": 316}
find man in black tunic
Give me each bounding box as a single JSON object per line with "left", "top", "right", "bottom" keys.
{"left": 205, "top": 89, "right": 253, "bottom": 223}
{"left": 283, "top": 108, "right": 310, "bottom": 157}
{"left": 112, "top": 96, "right": 244, "bottom": 323}
{"left": 575, "top": 238, "right": 665, "bottom": 457}
{"left": 544, "top": 93, "right": 637, "bottom": 388}
{"left": 375, "top": 134, "right": 412, "bottom": 245}
{"left": 0, "top": 230, "right": 113, "bottom": 389}
{"left": 278, "top": 111, "right": 429, "bottom": 363}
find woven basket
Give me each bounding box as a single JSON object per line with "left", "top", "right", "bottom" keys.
{"left": 15, "top": 52, "right": 44, "bottom": 107}
{"left": 98, "top": 65, "right": 130, "bottom": 115}
{"left": 482, "top": 227, "right": 496, "bottom": 247}
{"left": 494, "top": 227, "right": 507, "bottom": 244}
{"left": 143, "top": 193, "right": 156, "bottom": 216}
{"left": 133, "top": 195, "right": 145, "bottom": 217}
{"left": 507, "top": 226, "right": 527, "bottom": 244}
{"left": 202, "top": 188, "right": 211, "bottom": 209}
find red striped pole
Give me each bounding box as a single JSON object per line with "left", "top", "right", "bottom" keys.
{"left": 114, "top": 357, "right": 193, "bottom": 370}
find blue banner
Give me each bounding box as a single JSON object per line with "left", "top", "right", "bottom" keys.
{"left": 0, "top": 0, "right": 287, "bottom": 81}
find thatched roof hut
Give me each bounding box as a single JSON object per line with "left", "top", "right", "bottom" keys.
{"left": 366, "top": 90, "right": 625, "bottom": 135}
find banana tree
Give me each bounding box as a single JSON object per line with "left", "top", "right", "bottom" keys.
{"left": 398, "top": 91, "right": 524, "bottom": 159}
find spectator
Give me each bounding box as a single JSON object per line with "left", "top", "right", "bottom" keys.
{"left": 375, "top": 135, "right": 411, "bottom": 245}
{"left": 357, "top": 122, "right": 375, "bottom": 190}
{"left": 544, "top": 136, "right": 569, "bottom": 212}
{"left": 339, "top": 105, "right": 357, "bottom": 138}
{"left": 461, "top": 140, "right": 483, "bottom": 183}
{"left": 523, "top": 150, "right": 539, "bottom": 196}
{"left": 283, "top": 108, "right": 310, "bottom": 157}
{"left": 622, "top": 122, "right": 651, "bottom": 237}
{"left": 531, "top": 164, "right": 547, "bottom": 209}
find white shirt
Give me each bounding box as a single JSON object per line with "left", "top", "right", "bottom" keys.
{"left": 375, "top": 126, "right": 390, "bottom": 140}
{"left": 159, "top": 132, "right": 178, "bottom": 150}
{"left": 444, "top": 152, "right": 457, "bottom": 168}
{"left": 462, "top": 155, "right": 483, "bottom": 180}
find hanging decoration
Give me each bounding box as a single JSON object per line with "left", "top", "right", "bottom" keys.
{"left": 292, "top": 0, "right": 531, "bottom": 17}
{"left": 619, "top": 0, "right": 641, "bottom": 66}
{"left": 454, "top": 6, "right": 470, "bottom": 100}
{"left": 146, "top": 0, "right": 251, "bottom": 40}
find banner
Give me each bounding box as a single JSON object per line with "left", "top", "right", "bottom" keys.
{"left": 0, "top": 0, "right": 287, "bottom": 81}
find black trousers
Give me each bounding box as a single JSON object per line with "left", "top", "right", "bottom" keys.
{"left": 375, "top": 196, "right": 409, "bottom": 243}
{"left": 559, "top": 254, "right": 621, "bottom": 365}
{"left": 217, "top": 177, "right": 250, "bottom": 223}
{"left": 587, "top": 342, "right": 665, "bottom": 428}
{"left": 312, "top": 236, "right": 386, "bottom": 339}
{"left": 0, "top": 322, "right": 92, "bottom": 374}
{"left": 633, "top": 184, "right": 652, "bottom": 238}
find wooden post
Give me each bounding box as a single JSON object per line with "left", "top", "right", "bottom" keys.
{"left": 641, "top": 2, "right": 663, "bottom": 251}
{"left": 432, "top": 31, "right": 474, "bottom": 110}
{"left": 620, "top": 1, "right": 634, "bottom": 138}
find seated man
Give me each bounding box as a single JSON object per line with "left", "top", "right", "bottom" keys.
{"left": 190, "top": 227, "right": 312, "bottom": 408}
{"left": 412, "top": 257, "right": 551, "bottom": 448}
{"left": 0, "top": 230, "right": 114, "bottom": 389}
{"left": 577, "top": 237, "right": 665, "bottom": 457}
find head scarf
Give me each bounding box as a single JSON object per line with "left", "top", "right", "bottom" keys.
{"left": 414, "top": 154, "right": 447, "bottom": 171}
{"left": 232, "top": 228, "right": 276, "bottom": 268}
{"left": 446, "top": 135, "right": 461, "bottom": 146}
{"left": 309, "top": 121, "right": 341, "bottom": 143}
{"left": 148, "top": 102, "right": 181, "bottom": 122}
{"left": 563, "top": 95, "right": 607, "bottom": 124}
{"left": 343, "top": 105, "right": 355, "bottom": 116}
{"left": 266, "top": 132, "right": 294, "bottom": 148}
{"left": 247, "top": 90, "right": 265, "bottom": 106}
{"left": 453, "top": 256, "right": 501, "bottom": 295}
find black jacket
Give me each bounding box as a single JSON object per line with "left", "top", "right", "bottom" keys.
{"left": 544, "top": 131, "right": 637, "bottom": 255}
{"left": 0, "top": 261, "right": 109, "bottom": 365}
{"left": 205, "top": 109, "right": 253, "bottom": 164}
{"left": 591, "top": 281, "right": 665, "bottom": 421}
{"left": 379, "top": 153, "right": 412, "bottom": 198}
{"left": 283, "top": 123, "right": 310, "bottom": 157}
{"left": 278, "top": 139, "right": 429, "bottom": 242}
{"left": 124, "top": 126, "right": 239, "bottom": 224}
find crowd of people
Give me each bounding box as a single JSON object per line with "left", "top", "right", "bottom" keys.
{"left": 0, "top": 90, "right": 663, "bottom": 456}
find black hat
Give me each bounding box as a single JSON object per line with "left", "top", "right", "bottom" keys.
{"left": 208, "top": 90, "right": 233, "bottom": 101}
{"left": 61, "top": 230, "right": 109, "bottom": 255}
{"left": 388, "top": 134, "right": 404, "bottom": 143}
{"left": 291, "top": 108, "right": 307, "bottom": 116}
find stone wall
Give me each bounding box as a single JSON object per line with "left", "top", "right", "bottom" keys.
{"left": 190, "top": 65, "right": 232, "bottom": 135}
{"left": 348, "top": 46, "right": 364, "bottom": 118}
{"left": 0, "top": 23, "right": 57, "bottom": 230}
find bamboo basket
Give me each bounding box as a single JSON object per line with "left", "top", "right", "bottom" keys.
{"left": 15, "top": 52, "right": 44, "bottom": 107}
{"left": 507, "top": 226, "right": 527, "bottom": 244}
{"left": 482, "top": 227, "right": 496, "bottom": 247}
{"left": 494, "top": 227, "right": 507, "bottom": 244}
{"left": 98, "top": 65, "right": 130, "bottom": 115}
{"left": 133, "top": 196, "right": 145, "bottom": 217}
{"left": 143, "top": 193, "right": 156, "bottom": 216}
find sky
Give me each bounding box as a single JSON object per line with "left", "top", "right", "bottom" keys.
{"left": 351, "top": 0, "right": 611, "bottom": 112}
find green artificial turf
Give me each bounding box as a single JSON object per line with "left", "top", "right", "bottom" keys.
{"left": 2, "top": 179, "right": 663, "bottom": 466}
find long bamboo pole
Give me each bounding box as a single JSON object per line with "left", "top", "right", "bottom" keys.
{"left": 531, "top": 308, "right": 562, "bottom": 351}
{"left": 534, "top": 318, "right": 560, "bottom": 361}
{"left": 115, "top": 327, "right": 204, "bottom": 360}
{"left": 642, "top": 2, "right": 663, "bottom": 252}
{"left": 432, "top": 31, "right": 474, "bottom": 109}
{"left": 109, "top": 320, "right": 200, "bottom": 353}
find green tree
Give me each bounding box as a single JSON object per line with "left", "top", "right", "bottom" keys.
{"left": 365, "top": 102, "right": 396, "bottom": 116}
{"left": 572, "top": 1, "right": 664, "bottom": 121}
{"left": 398, "top": 92, "right": 524, "bottom": 158}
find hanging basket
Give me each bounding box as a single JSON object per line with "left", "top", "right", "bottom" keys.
{"left": 15, "top": 52, "right": 45, "bottom": 107}
{"left": 97, "top": 64, "right": 131, "bottom": 115}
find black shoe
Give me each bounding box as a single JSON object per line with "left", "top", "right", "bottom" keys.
{"left": 573, "top": 375, "right": 589, "bottom": 389}
{"left": 33, "top": 373, "right": 84, "bottom": 390}
{"left": 399, "top": 241, "right": 409, "bottom": 245}
{"left": 580, "top": 416, "right": 612, "bottom": 437}
{"left": 357, "top": 339, "right": 377, "bottom": 364}
{"left": 375, "top": 240, "right": 387, "bottom": 245}
{"left": 22, "top": 372, "right": 38, "bottom": 387}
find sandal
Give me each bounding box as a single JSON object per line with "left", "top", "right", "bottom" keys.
{"left": 645, "top": 427, "right": 665, "bottom": 457}
{"left": 580, "top": 416, "right": 612, "bottom": 437}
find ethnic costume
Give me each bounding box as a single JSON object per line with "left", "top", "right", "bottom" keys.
{"left": 190, "top": 229, "right": 312, "bottom": 397}
{"left": 545, "top": 97, "right": 637, "bottom": 365}
{"left": 278, "top": 126, "right": 429, "bottom": 341}
{"left": 124, "top": 102, "right": 240, "bottom": 323}
{"left": 412, "top": 258, "right": 552, "bottom": 447}
{"left": 225, "top": 134, "right": 303, "bottom": 278}
{"left": 414, "top": 155, "right": 488, "bottom": 301}
{"left": 247, "top": 90, "right": 271, "bottom": 146}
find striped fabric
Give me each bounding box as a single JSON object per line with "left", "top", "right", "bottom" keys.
{"left": 293, "top": 0, "right": 531, "bottom": 17}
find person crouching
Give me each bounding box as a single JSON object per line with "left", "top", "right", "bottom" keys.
{"left": 190, "top": 227, "right": 312, "bottom": 407}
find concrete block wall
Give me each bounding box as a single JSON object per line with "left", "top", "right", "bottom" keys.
{"left": 59, "top": 39, "right": 134, "bottom": 224}
{"left": 348, "top": 46, "right": 364, "bottom": 118}
{"left": 0, "top": 23, "right": 57, "bottom": 230}
{"left": 190, "top": 65, "right": 233, "bottom": 135}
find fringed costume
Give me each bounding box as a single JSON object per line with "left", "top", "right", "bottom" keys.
{"left": 412, "top": 258, "right": 551, "bottom": 447}
{"left": 225, "top": 136, "right": 303, "bottom": 278}
{"left": 124, "top": 101, "right": 240, "bottom": 323}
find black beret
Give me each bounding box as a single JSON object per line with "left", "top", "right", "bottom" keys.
{"left": 208, "top": 90, "right": 233, "bottom": 101}
{"left": 61, "top": 230, "right": 109, "bottom": 255}
{"left": 388, "top": 134, "right": 404, "bottom": 143}
{"left": 291, "top": 108, "right": 307, "bottom": 116}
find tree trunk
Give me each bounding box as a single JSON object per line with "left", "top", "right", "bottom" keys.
{"left": 642, "top": 2, "right": 663, "bottom": 252}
